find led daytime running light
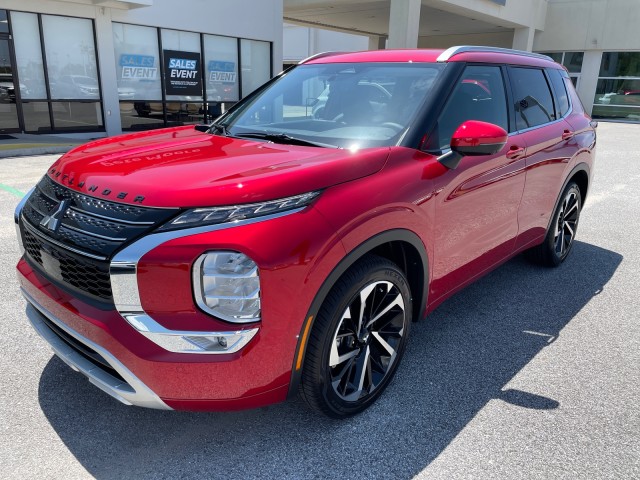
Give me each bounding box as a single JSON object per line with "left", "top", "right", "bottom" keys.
{"left": 159, "top": 191, "right": 320, "bottom": 231}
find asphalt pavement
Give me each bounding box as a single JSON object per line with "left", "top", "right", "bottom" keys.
{"left": 0, "top": 122, "right": 637, "bottom": 479}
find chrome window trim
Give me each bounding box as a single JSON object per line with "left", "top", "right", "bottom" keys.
{"left": 22, "top": 287, "right": 171, "bottom": 410}
{"left": 109, "top": 207, "right": 304, "bottom": 354}
{"left": 437, "top": 46, "right": 553, "bottom": 63}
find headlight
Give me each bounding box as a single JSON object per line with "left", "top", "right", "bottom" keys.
{"left": 193, "top": 251, "right": 261, "bottom": 323}
{"left": 158, "top": 191, "right": 320, "bottom": 231}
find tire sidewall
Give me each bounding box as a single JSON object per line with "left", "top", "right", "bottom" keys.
{"left": 317, "top": 263, "right": 412, "bottom": 416}
{"left": 546, "top": 182, "right": 582, "bottom": 265}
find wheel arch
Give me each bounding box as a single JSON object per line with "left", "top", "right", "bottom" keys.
{"left": 546, "top": 162, "right": 590, "bottom": 233}
{"left": 287, "top": 229, "right": 429, "bottom": 399}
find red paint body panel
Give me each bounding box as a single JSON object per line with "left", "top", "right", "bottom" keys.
{"left": 16, "top": 48, "right": 596, "bottom": 411}
{"left": 49, "top": 126, "right": 390, "bottom": 207}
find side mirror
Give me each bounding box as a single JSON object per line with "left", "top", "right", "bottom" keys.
{"left": 438, "top": 120, "right": 508, "bottom": 169}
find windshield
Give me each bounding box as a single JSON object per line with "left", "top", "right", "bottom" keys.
{"left": 221, "top": 62, "right": 445, "bottom": 149}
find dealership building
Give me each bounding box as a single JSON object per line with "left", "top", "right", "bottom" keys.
{"left": 0, "top": 0, "right": 638, "bottom": 137}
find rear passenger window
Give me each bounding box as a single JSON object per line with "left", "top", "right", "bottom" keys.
{"left": 509, "top": 67, "right": 555, "bottom": 130}
{"left": 431, "top": 65, "right": 508, "bottom": 150}
{"left": 547, "top": 68, "right": 570, "bottom": 118}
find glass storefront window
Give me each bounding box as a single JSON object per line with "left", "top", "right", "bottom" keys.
{"left": 42, "top": 15, "right": 100, "bottom": 100}
{"left": 21, "top": 102, "right": 51, "bottom": 132}
{"left": 241, "top": 39, "right": 271, "bottom": 97}
{"left": 538, "top": 51, "right": 584, "bottom": 89}
{"left": 593, "top": 51, "right": 640, "bottom": 121}
{"left": 0, "top": 32, "right": 19, "bottom": 131}
{"left": 204, "top": 35, "right": 239, "bottom": 102}
{"left": 542, "top": 52, "right": 563, "bottom": 64}
{"left": 563, "top": 52, "right": 584, "bottom": 73}
{"left": 120, "top": 100, "right": 164, "bottom": 131}
{"left": 51, "top": 101, "right": 103, "bottom": 130}
{"left": 0, "top": 10, "right": 9, "bottom": 34}
{"left": 599, "top": 52, "right": 640, "bottom": 77}
{"left": 113, "top": 23, "right": 162, "bottom": 101}
{"left": 11, "top": 12, "right": 47, "bottom": 99}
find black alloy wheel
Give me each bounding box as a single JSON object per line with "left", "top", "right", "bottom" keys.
{"left": 526, "top": 181, "right": 582, "bottom": 267}
{"left": 300, "top": 255, "right": 412, "bottom": 418}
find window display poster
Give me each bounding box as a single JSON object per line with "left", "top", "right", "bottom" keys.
{"left": 163, "top": 50, "right": 202, "bottom": 96}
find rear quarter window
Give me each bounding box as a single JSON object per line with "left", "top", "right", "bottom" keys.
{"left": 509, "top": 67, "right": 555, "bottom": 130}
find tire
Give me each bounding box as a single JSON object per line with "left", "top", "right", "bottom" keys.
{"left": 526, "top": 181, "right": 582, "bottom": 267}
{"left": 300, "top": 255, "right": 412, "bottom": 418}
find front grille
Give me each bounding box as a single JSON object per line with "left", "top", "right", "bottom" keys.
{"left": 19, "top": 175, "right": 179, "bottom": 303}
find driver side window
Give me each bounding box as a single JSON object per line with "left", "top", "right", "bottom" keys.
{"left": 431, "top": 65, "right": 508, "bottom": 150}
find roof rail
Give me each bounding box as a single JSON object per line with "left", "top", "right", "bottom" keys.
{"left": 436, "top": 46, "right": 553, "bottom": 63}
{"left": 299, "top": 51, "right": 346, "bottom": 64}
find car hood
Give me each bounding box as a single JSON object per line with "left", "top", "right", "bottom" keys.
{"left": 47, "top": 126, "right": 390, "bottom": 207}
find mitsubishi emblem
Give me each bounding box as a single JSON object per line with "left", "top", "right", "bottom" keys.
{"left": 40, "top": 200, "right": 69, "bottom": 233}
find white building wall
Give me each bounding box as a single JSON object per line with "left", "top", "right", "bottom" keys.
{"left": 418, "top": 31, "right": 514, "bottom": 49}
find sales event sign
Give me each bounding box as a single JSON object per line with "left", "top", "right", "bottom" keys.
{"left": 120, "top": 54, "right": 157, "bottom": 80}
{"left": 208, "top": 61, "right": 237, "bottom": 84}
{"left": 163, "top": 50, "right": 202, "bottom": 96}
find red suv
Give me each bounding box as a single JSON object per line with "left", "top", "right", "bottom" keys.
{"left": 15, "top": 46, "right": 596, "bottom": 417}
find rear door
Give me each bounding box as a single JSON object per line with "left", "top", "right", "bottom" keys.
{"left": 507, "top": 66, "right": 577, "bottom": 249}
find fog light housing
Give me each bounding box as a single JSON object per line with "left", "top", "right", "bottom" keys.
{"left": 193, "top": 251, "right": 261, "bottom": 323}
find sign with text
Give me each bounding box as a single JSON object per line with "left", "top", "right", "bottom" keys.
{"left": 208, "top": 60, "right": 237, "bottom": 84}
{"left": 120, "top": 54, "right": 157, "bottom": 80}
{"left": 163, "top": 50, "right": 202, "bottom": 96}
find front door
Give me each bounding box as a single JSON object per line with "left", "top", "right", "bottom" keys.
{"left": 425, "top": 65, "right": 527, "bottom": 304}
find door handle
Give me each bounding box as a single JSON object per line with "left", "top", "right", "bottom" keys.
{"left": 562, "top": 129, "right": 575, "bottom": 141}
{"left": 506, "top": 146, "right": 525, "bottom": 159}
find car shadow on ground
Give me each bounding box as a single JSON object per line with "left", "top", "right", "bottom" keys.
{"left": 37, "top": 241, "right": 622, "bottom": 479}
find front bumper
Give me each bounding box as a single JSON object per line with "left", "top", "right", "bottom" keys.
{"left": 23, "top": 287, "right": 171, "bottom": 410}
{"left": 18, "top": 260, "right": 293, "bottom": 410}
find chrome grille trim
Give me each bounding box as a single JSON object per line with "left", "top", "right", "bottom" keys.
{"left": 63, "top": 223, "right": 127, "bottom": 242}
{"left": 17, "top": 176, "right": 180, "bottom": 302}
{"left": 21, "top": 218, "right": 108, "bottom": 261}
{"left": 67, "top": 206, "right": 155, "bottom": 226}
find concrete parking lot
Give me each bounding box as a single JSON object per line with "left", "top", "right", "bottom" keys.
{"left": 0, "top": 122, "right": 638, "bottom": 479}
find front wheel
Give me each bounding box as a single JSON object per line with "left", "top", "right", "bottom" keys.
{"left": 526, "top": 181, "right": 582, "bottom": 267}
{"left": 300, "top": 255, "right": 412, "bottom": 418}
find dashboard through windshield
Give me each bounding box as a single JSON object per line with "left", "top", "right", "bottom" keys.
{"left": 220, "top": 62, "right": 445, "bottom": 149}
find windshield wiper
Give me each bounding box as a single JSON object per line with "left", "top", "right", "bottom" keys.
{"left": 233, "top": 132, "right": 335, "bottom": 148}
{"left": 209, "top": 123, "right": 229, "bottom": 137}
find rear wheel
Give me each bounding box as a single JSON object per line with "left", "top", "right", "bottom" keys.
{"left": 526, "top": 181, "right": 582, "bottom": 267}
{"left": 300, "top": 255, "right": 412, "bottom": 418}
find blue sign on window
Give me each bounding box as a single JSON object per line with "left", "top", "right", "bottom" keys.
{"left": 119, "top": 54, "right": 155, "bottom": 67}
{"left": 207, "top": 61, "right": 237, "bottom": 84}
{"left": 119, "top": 54, "right": 157, "bottom": 80}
